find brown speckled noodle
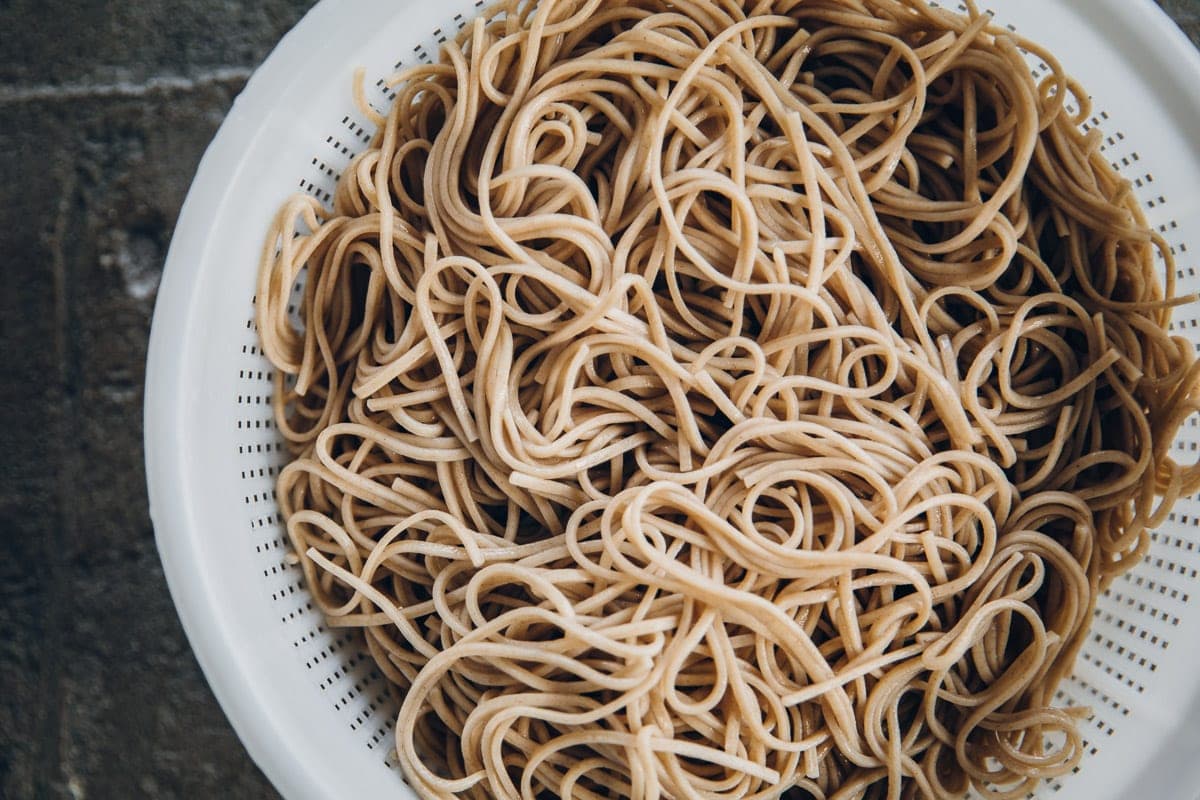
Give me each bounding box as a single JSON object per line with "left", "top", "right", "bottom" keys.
{"left": 253, "top": 1, "right": 1200, "bottom": 797}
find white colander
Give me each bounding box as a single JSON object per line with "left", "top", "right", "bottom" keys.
{"left": 144, "top": 0, "right": 1200, "bottom": 797}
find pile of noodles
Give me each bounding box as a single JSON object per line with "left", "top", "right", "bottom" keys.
{"left": 255, "top": 0, "right": 1200, "bottom": 797}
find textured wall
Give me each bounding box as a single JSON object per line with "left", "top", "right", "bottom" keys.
{"left": 1, "top": 2, "right": 1197, "bottom": 799}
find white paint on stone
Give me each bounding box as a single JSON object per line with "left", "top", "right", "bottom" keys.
{"left": 0, "top": 67, "right": 254, "bottom": 105}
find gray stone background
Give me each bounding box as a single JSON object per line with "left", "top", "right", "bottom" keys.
{"left": 1, "top": 2, "right": 1198, "bottom": 799}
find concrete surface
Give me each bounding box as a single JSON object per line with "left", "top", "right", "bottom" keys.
{"left": 0, "top": 2, "right": 1197, "bottom": 799}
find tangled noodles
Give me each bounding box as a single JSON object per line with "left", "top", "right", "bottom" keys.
{"left": 256, "top": 1, "right": 1200, "bottom": 797}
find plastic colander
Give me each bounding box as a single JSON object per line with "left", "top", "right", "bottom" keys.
{"left": 144, "top": 1, "right": 1200, "bottom": 797}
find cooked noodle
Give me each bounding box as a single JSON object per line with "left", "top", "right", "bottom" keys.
{"left": 255, "top": 1, "right": 1200, "bottom": 797}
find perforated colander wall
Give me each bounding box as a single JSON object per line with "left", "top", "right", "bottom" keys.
{"left": 210, "top": 1, "right": 1200, "bottom": 796}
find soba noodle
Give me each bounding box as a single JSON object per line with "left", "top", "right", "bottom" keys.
{"left": 255, "top": 1, "right": 1200, "bottom": 797}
